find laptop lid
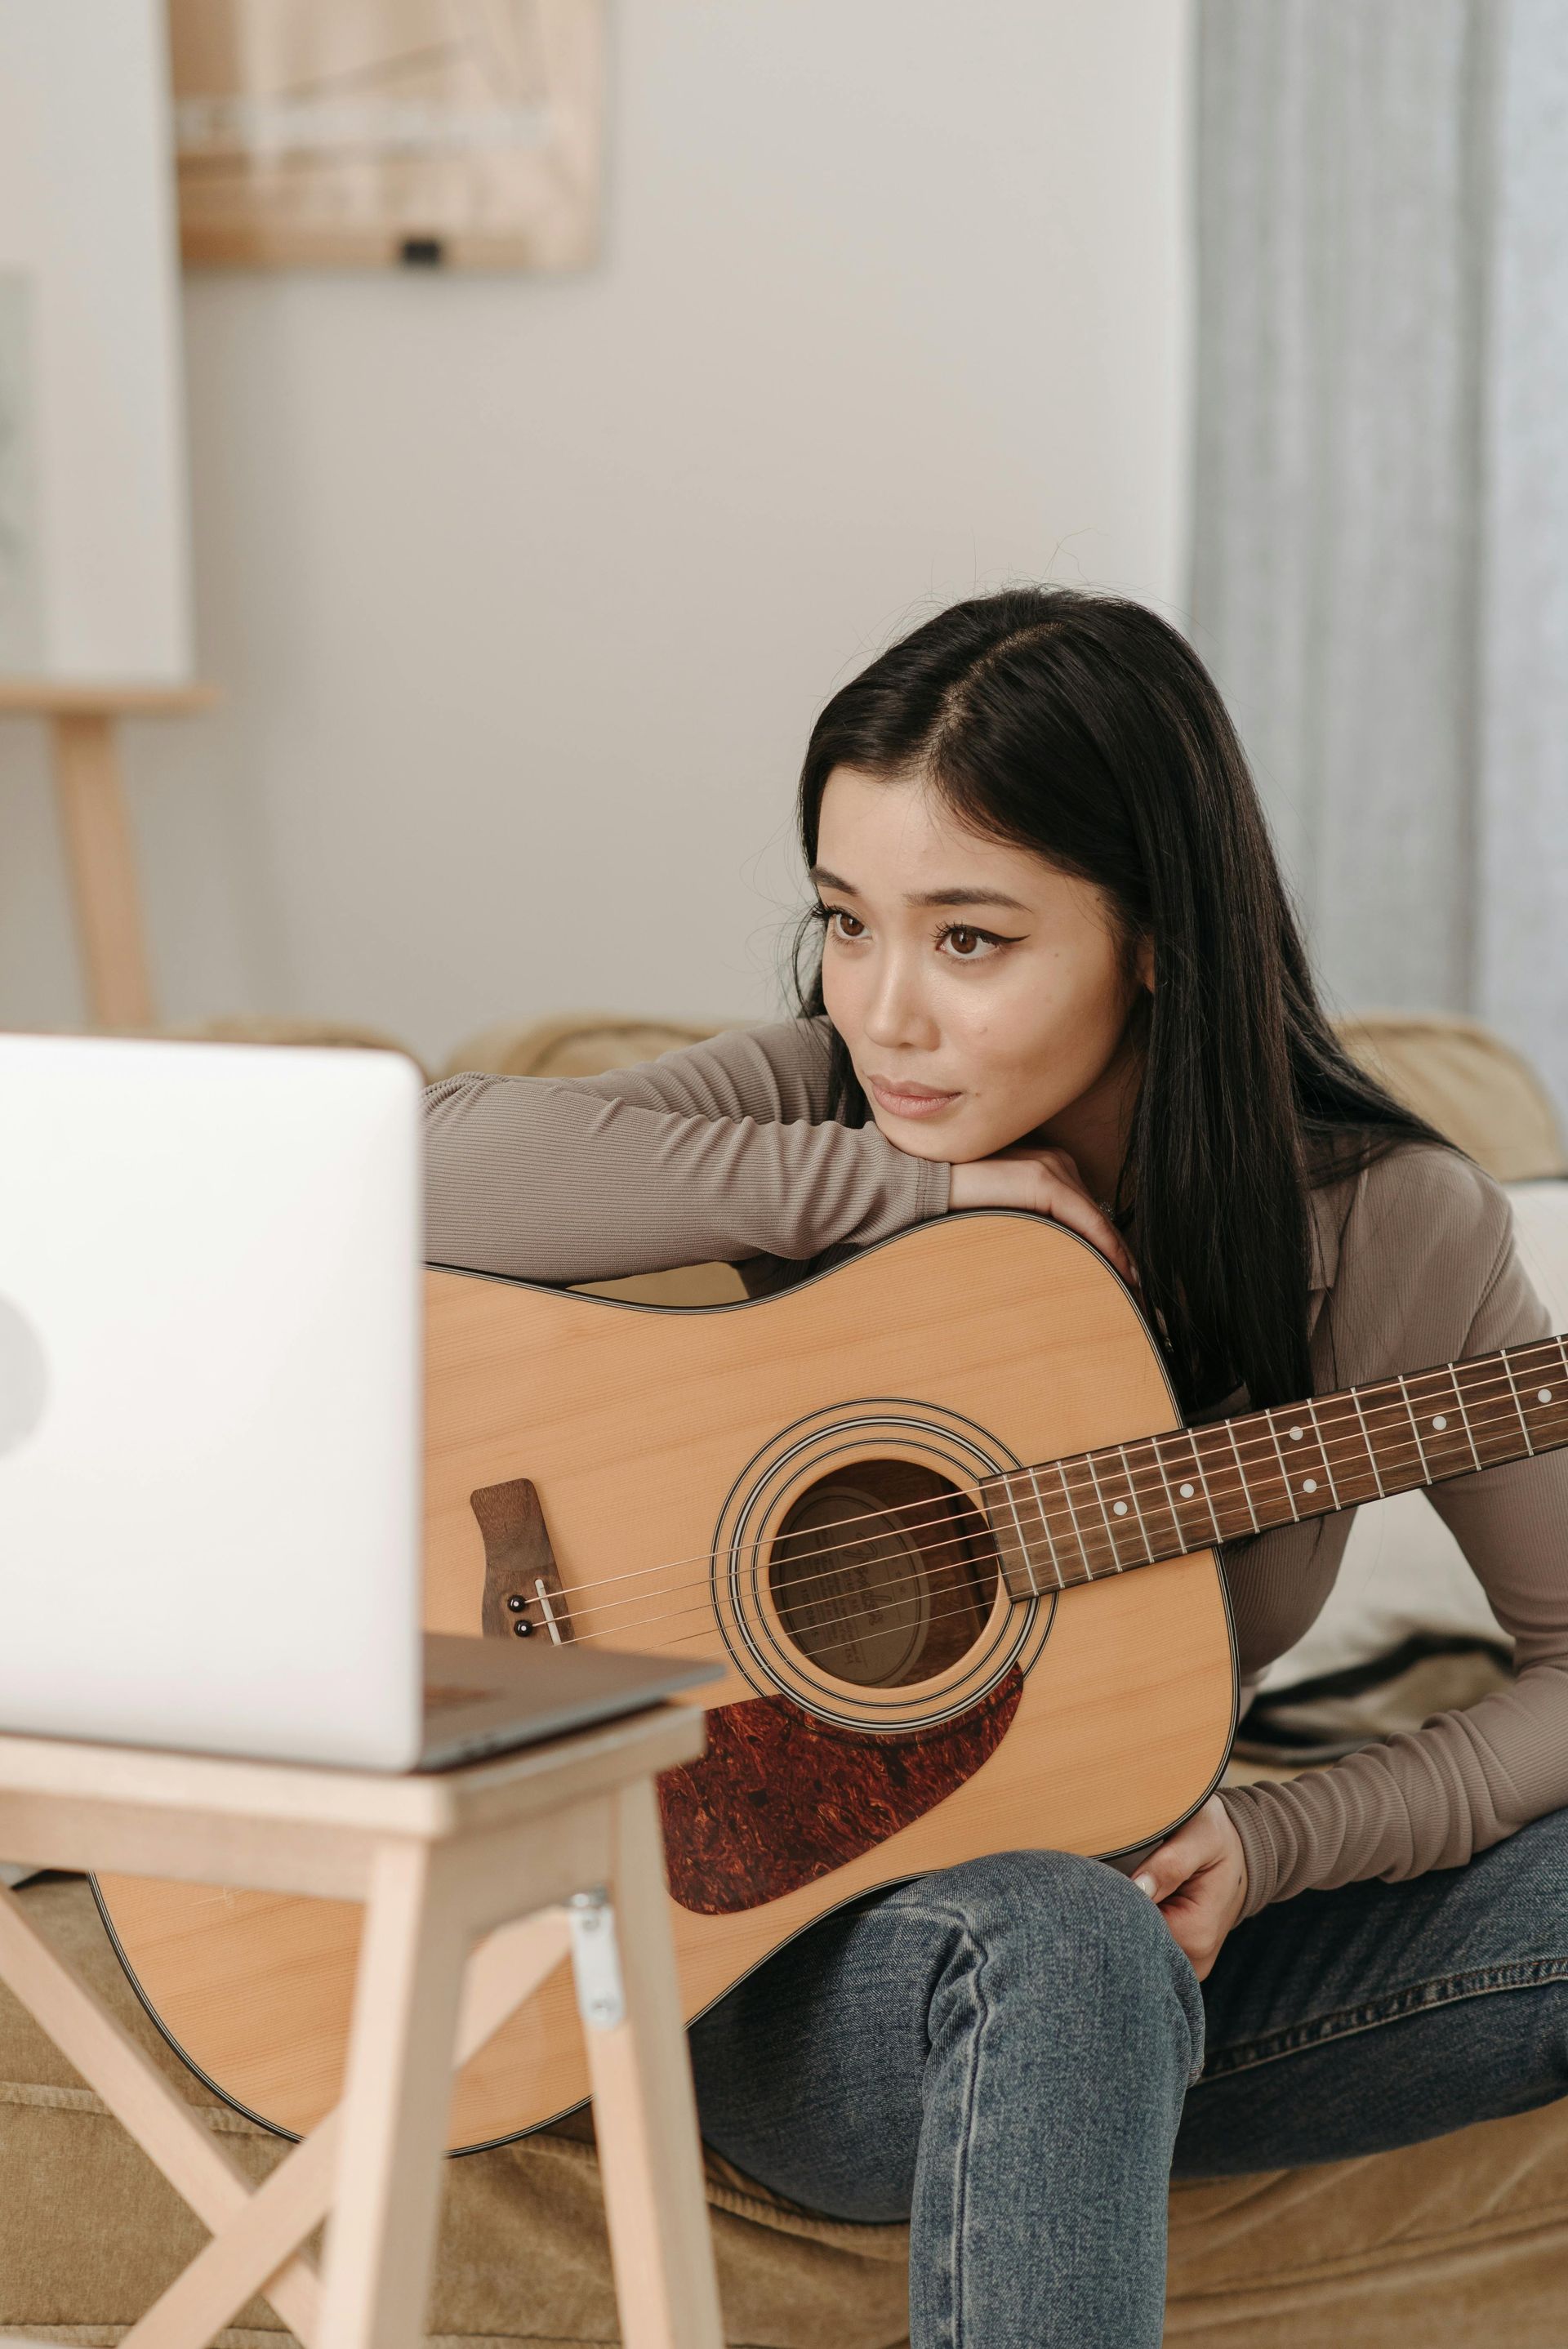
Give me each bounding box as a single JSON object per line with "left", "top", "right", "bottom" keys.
{"left": 0, "top": 1033, "right": 425, "bottom": 1769}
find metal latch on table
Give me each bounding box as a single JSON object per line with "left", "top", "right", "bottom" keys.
{"left": 567, "top": 1888, "right": 626, "bottom": 2030}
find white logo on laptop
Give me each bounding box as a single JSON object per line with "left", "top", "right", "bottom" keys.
{"left": 0, "top": 1298, "right": 47, "bottom": 1455}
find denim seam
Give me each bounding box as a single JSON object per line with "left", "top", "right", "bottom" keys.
{"left": 1200, "top": 1956, "right": 1568, "bottom": 2081}
{"left": 898, "top": 1901, "right": 990, "bottom": 2349}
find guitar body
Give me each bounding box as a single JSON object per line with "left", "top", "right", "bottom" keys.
{"left": 97, "top": 1213, "right": 1236, "bottom": 2148}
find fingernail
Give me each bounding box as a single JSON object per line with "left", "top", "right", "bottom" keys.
{"left": 1134, "top": 1873, "right": 1157, "bottom": 1897}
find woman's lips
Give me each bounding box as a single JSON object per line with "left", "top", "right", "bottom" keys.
{"left": 866, "top": 1074, "right": 960, "bottom": 1120}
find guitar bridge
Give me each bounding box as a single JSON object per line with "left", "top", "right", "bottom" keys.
{"left": 470, "top": 1476, "right": 575, "bottom": 1644}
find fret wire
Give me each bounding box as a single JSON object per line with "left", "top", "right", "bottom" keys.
{"left": 1464, "top": 1357, "right": 1523, "bottom": 1464}
{"left": 1056, "top": 1456, "right": 1094, "bottom": 1581}
{"left": 1026, "top": 1465, "right": 1067, "bottom": 1589}
{"left": 1401, "top": 1364, "right": 1479, "bottom": 1475}
{"left": 997, "top": 1475, "right": 1037, "bottom": 1598}
{"left": 1449, "top": 1364, "right": 1484, "bottom": 1471}
{"left": 1345, "top": 1384, "right": 1418, "bottom": 1494}
{"left": 1116, "top": 1441, "right": 1157, "bottom": 1562}
{"left": 1305, "top": 1397, "right": 1342, "bottom": 1508}
{"left": 1348, "top": 1387, "right": 1387, "bottom": 1495}
{"left": 1083, "top": 1451, "right": 1125, "bottom": 1571}
{"left": 1263, "top": 1410, "right": 1301, "bottom": 1522}
{"left": 1186, "top": 1429, "right": 1226, "bottom": 1544}
{"left": 1398, "top": 1375, "right": 1432, "bottom": 1479}
{"left": 1148, "top": 1434, "right": 1190, "bottom": 1553}
{"left": 1223, "top": 1419, "right": 1261, "bottom": 1532}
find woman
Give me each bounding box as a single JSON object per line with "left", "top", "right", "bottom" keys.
{"left": 426, "top": 587, "right": 1568, "bottom": 2346}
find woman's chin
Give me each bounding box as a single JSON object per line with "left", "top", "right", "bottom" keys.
{"left": 869, "top": 1107, "right": 991, "bottom": 1161}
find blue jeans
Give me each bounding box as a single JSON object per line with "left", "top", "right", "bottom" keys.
{"left": 688, "top": 1807, "right": 1568, "bottom": 2348}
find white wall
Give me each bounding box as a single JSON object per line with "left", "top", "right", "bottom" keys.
{"left": 0, "top": 0, "right": 1193, "bottom": 1071}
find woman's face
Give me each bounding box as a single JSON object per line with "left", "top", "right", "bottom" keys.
{"left": 813, "top": 765, "right": 1152, "bottom": 1170}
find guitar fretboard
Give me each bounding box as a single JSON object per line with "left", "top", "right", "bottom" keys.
{"left": 985, "top": 1333, "right": 1568, "bottom": 1598}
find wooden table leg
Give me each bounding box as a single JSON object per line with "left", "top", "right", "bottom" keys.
{"left": 51, "top": 710, "right": 155, "bottom": 1027}
{"left": 578, "top": 1777, "right": 724, "bottom": 2349}
{"left": 318, "top": 1839, "right": 473, "bottom": 2349}
{"left": 124, "top": 1912, "right": 575, "bottom": 2349}
{"left": 0, "top": 1880, "right": 320, "bottom": 2342}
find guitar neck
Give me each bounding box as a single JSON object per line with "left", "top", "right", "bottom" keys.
{"left": 990, "top": 1331, "right": 1568, "bottom": 1598}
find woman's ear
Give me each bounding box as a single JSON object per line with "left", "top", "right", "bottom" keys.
{"left": 1136, "top": 934, "right": 1155, "bottom": 992}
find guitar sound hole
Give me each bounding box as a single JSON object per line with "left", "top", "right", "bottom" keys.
{"left": 768, "top": 1460, "right": 1000, "bottom": 1688}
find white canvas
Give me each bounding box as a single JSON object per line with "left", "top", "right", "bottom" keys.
{"left": 0, "top": 0, "right": 192, "bottom": 680}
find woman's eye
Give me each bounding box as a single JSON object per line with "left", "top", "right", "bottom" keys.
{"left": 824, "top": 907, "right": 866, "bottom": 940}
{"left": 939, "top": 924, "right": 1001, "bottom": 959}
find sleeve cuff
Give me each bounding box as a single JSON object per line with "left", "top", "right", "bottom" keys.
{"left": 1218, "top": 1784, "right": 1285, "bottom": 1917}
{"left": 915, "top": 1154, "right": 952, "bottom": 1223}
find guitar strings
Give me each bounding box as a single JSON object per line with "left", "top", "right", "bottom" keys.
{"left": 538, "top": 1337, "right": 1568, "bottom": 1618}
{"left": 549, "top": 1371, "right": 1568, "bottom": 1653}
{"left": 541, "top": 1350, "right": 1568, "bottom": 1646}
{"left": 568, "top": 1362, "right": 1542, "bottom": 1673}
{"left": 642, "top": 1586, "right": 1026, "bottom": 1679}
{"left": 543, "top": 1343, "right": 1568, "bottom": 1622}
{"left": 575, "top": 1371, "right": 1568, "bottom": 1644}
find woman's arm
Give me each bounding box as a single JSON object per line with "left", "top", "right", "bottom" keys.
{"left": 1222, "top": 1150, "right": 1568, "bottom": 1914}
{"left": 423, "top": 1016, "right": 950, "bottom": 1284}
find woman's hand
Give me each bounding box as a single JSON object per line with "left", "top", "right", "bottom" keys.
{"left": 947, "top": 1145, "right": 1138, "bottom": 1289}
{"left": 1132, "top": 1794, "right": 1249, "bottom": 1980}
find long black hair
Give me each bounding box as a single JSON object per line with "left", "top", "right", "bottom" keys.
{"left": 791, "top": 586, "right": 1450, "bottom": 1415}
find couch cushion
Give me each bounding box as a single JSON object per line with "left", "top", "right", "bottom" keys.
{"left": 1333, "top": 1010, "right": 1566, "bottom": 1183}
{"left": 439, "top": 1017, "right": 727, "bottom": 1085}
{"left": 1165, "top": 2106, "right": 1568, "bottom": 2344}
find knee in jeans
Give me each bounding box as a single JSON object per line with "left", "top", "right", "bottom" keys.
{"left": 923, "top": 1846, "right": 1194, "bottom": 1997}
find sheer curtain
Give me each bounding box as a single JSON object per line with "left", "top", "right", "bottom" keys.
{"left": 1191, "top": 0, "right": 1568, "bottom": 1122}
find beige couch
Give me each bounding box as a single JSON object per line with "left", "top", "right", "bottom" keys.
{"left": 2, "top": 1007, "right": 1566, "bottom": 2345}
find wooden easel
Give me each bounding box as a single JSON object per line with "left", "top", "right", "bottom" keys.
{"left": 0, "top": 680, "right": 219, "bottom": 1028}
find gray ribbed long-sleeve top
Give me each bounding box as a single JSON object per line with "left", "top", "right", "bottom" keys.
{"left": 424, "top": 1015, "right": 1568, "bottom": 1917}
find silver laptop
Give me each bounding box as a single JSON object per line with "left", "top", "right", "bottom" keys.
{"left": 0, "top": 1032, "right": 714, "bottom": 1771}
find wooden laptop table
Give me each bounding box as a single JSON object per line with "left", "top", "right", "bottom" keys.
{"left": 0, "top": 1703, "right": 724, "bottom": 2349}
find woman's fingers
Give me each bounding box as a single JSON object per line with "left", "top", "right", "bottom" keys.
{"left": 1131, "top": 1797, "right": 1250, "bottom": 1981}
{"left": 1031, "top": 1174, "right": 1138, "bottom": 1287}
{"left": 947, "top": 1149, "right": 1138, "bottom": 1288}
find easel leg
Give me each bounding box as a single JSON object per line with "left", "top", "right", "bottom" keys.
{"left": 51, "top": 710, "right": 155, "bottom": 1027}
{"left": 581, "top": 1777, "right": 724, "bottom": 2349}
{"left": 318, "top": 1839, "right": 470, "bottom": 2349}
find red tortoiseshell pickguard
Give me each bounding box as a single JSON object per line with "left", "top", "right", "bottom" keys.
{"left": 657, "top": 1669, "right": 1023, "bottom": 1915}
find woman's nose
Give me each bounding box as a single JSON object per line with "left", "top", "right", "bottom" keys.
{"left": 862, "top": 956, "right": 940, "bottom": 1050}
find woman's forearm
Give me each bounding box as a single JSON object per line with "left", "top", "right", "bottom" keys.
{"left": 423, "top": 1063, "right": 948, "bottom": 1284}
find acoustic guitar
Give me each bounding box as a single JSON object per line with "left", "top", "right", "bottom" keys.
{"left": 95, "top": 1210, "right": 1568, "bottom": 2151}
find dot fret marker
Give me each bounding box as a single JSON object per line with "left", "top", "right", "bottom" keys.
{"left": 1432, "top": 1415, "right": 1447, "bottom": 1430}
{"left": 1303, "top": 1478, "right": 1318, "bottom": 1493}
{"left": 1539, "top": 1388, "right": 1553, "bottom": 1404}
{"left": 1112, "top": 1500, "right": 1128, "bottom": 1516}
{"left": 1289, "top": 1426, "right": 1303, "bottom": 1441}
{"left": 1179, "top": 1482, "right": 1195, "bottom": 1500}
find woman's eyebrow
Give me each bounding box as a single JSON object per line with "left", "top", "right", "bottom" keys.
{"left": 810, "top": 864, "right": 1031, "bottom": 913}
